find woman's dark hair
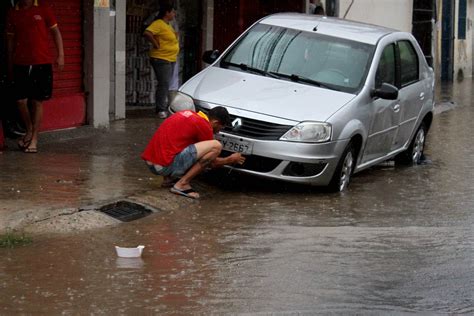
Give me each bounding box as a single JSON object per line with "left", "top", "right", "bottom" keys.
{"left": 314, "top": 5, "right": 325, "bottom": 15}
{"left": 156, "top": 4, "right": 175, "bottom": 19}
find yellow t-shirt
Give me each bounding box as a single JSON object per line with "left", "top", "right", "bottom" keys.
{"left": 146, "top": 19, "right": 179, "bottom": 62}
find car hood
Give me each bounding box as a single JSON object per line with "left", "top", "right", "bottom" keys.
{"left": 180, "top": 67, "right": 356, "bottom": 122}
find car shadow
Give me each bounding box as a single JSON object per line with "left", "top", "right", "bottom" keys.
{"left": 200, "top": 169, "right": 332, "bottom": 195}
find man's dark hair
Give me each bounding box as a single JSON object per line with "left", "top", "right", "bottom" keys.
{"left": 157, "top": 3, "right": 175, "bottom": 19}
{"left": 208, "top": 106, "right": 231, "bottom": 126}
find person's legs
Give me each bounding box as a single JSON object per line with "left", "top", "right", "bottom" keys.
{"left": 0, "top": 80, "right": 25, "bottom": 139}
{"left": 25, "top": 99, "right": 42, "bottom": 152}
{"left": 168, "top": 61, "right": 178, "bottom": 106}
{"left": 145, "top": 162, "right": 175, "bottom": 187}
{"left": 13, "top": 65, "right": 32, "bottom": 147}
{"left": 22, "top": 64, "right": 52, "bottom": 152}
{"left": 150, "top": 58, "right": 172, "bottom": 116}
{"left": 173, "top": 140, "right": 222, "bottom": 198}
{"left": 17, "top": 98, "right": 33, "bottom": 147}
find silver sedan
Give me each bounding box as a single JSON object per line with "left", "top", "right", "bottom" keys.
{"left": 171, "top": 13, "right": 434, "bottom": 192}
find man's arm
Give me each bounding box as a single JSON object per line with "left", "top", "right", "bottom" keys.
{"left": 211, "top": 153, "right": 246, "bottom": 168}
{"left": 50, "top": 26, "right": 64, "bottom": 71}
{"left": 143, "top": 30, "right": 159, "bottom": 49}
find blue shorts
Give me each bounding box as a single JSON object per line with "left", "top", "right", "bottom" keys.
{"left": 146, "top": 144, "right": 197, "bottom": 178}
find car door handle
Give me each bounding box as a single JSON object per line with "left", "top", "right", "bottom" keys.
{"left": 419, "top": 92, "right": 425, "bottom": 100}
{"left": 393, "top": 104, "right": 400, "bottom": 112}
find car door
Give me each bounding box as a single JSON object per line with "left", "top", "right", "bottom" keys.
{"left": 362, "top": 43, "right": 401, "bottom": 163}
{"left": 392, "top": 39, "right": 427, "bottom": 150}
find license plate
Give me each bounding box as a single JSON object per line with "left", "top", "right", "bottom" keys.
{"left": 216, "top": 134, "right": 253, "bottom": 155}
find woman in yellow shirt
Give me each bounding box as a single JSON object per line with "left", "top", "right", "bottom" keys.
{"left": 143, "top": 4, "right": 179, "bottom": 118}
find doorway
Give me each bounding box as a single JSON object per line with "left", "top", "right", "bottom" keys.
{"left": 412, "top": 0, "right": 436, "bottom": 67}
{"left": 125, "top": 0, "right": 202, "bottom": 107}
{"left": 213, "top": 0, "right": 305, "bottom": 53}
{"left": 441, "top": 0, "right": 454, "bottom": 81}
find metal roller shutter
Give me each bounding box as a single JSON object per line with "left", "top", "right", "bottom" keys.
{"left": 42, "top": 0, "right": 85, "bottom": 131}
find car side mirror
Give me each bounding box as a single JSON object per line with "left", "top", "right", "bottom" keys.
{"left": 371, "top": 83, "right": 399, "bottom": 100}
{"left": 202, "top": 50, "right": 221, "bottom": 64}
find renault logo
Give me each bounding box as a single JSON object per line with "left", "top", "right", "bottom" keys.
{"left": 232, "top": 118, "right": 243, "bottom": 129}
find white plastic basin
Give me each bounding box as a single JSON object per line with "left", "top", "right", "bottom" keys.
{"left": 115, "top": 245, "right": 145, "bottom": 258}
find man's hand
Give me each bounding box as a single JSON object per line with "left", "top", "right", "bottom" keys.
{"left": 211, "top": 152, "right": 246, "bottom": 168}
{"left": 56, "top": 55, "right": 64, "bottom": 71}
{"left": 229, "top": 153, "right": 246, "bottom": 165}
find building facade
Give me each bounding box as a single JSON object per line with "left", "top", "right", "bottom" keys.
{"left": 335, "top": 0, "right": 473, "bottom": 81}
{"left": 2, "top": 0, "right": 472, "bottom": 135}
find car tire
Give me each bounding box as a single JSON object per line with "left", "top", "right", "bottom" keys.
{"left": 327, "top": 142, "right": 356, "bottom": 192}
{"left": 395, "top": 123, "right": 427, "bottom": 165}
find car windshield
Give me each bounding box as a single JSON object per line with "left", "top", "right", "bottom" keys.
{"left": 220, "top": 23, "right": 375, "bottom": 94}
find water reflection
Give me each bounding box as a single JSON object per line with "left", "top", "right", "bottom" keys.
{"left": 116, "top": 257, "right": 145, "bottom": 269}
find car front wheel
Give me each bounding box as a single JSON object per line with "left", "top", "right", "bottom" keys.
{"left": 328, "top": 143, "right": 356, "bottom": 192}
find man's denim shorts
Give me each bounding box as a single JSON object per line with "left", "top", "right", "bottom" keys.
{"left": 146, "top": 144, "right": 197, "bottom": 178}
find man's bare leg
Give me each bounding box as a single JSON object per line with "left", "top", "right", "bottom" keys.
{"left": 17, "top": 99, "right": 32, "bottom": 147}
{"left": 173, "top": 140, "right": 222, "bottom": 198}
{"left": 26, "top": 100, "right": 43, "bottom": 151}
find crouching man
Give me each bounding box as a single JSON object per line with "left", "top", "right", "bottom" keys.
{"left": 142, "top": 106, "right": 245, "bottom": 199}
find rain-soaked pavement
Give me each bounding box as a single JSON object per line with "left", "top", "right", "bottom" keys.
{"left": 1, "top": 80, "right": 474, "bottom": 314}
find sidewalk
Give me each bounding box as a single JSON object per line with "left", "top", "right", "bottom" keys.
{"left": 0, "top": 110, "right": 191, "bottom": 234}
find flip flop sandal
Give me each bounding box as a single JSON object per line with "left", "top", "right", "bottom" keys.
{"left": 18, "top": 138, "right": 32, "bottom": 150}
{"left": 24, "top": 147, "right": 38, "bottom": 153}
{"left": 170, "top": 186, "right": 199, "bottom": 199}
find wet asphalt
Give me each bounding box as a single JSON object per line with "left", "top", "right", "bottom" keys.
{"left": 1, "top": 80, "right": 473, "bottom": 314}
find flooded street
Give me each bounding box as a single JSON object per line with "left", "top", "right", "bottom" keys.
{"left": 1, "top": 80, "right": 474, "bottom": 314}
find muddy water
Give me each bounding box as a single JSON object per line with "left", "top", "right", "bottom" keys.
{"left": 1, "top": 81, "right": 474, "bottom": 314}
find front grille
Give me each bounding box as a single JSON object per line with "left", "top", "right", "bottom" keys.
{"left": 196, "top": 105, "right": 293, "bottom": 140}
{"left": 220, "top": 150, "right": 281, "bottom": 173}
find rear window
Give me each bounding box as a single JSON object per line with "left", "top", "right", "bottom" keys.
{"left": 221, "top": 23, "right": 375, "bottom": 93}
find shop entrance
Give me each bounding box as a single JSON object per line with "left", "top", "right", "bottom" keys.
{"left": 125, "top": 0, "right": 202, "bottom": 107}
{"left": 0, "top": 0, "right": 85, "bottom": 133}
{"left": 214, "top": 0, "right": 305, "bottom": 52}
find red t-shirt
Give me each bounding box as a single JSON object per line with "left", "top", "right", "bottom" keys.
{"left": 6, "top": 1, "right": 58, "bottom": 65}
{"left": 142, "top": 111, "right": 214, "bottom": 166}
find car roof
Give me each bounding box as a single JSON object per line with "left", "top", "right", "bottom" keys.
{"left": 260, "top": 13, "right": 397, "bottom": 45}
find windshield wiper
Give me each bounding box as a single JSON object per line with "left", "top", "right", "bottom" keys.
{"left": 269, "top": 72, "right": 339, "bottom": 91}
{"left": 221, "top": 61, "right": 280, "bottom": 79}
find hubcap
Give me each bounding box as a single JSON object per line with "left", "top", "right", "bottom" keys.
{"left": 412, "top": 128, "right": 425, "bottom": 163}
{"left": 339, "top": 151, "right": 354, "bottom": 191}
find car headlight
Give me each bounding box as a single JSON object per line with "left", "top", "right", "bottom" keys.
{"left": 280, "top": 122, "right": 332, "bottom": 143}
{"left": 169, "top": 92, "right": 195, "bottom": 113}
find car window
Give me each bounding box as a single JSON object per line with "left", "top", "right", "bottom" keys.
{"left": 221, "top": 23, "right": 374, "bottom": 94}
{"left": 398, "top": 40, "right": 419, "bottom": 86}
{"left": 375, "top": 44, "right": 396, "bottom": 88}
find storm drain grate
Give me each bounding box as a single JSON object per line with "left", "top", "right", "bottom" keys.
{"left": 99, "top": 201, "right": 153, "bottom": 222}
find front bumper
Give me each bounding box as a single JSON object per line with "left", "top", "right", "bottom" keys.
{"left": 218, "top": 132, "right": 350, "bottom": 186}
